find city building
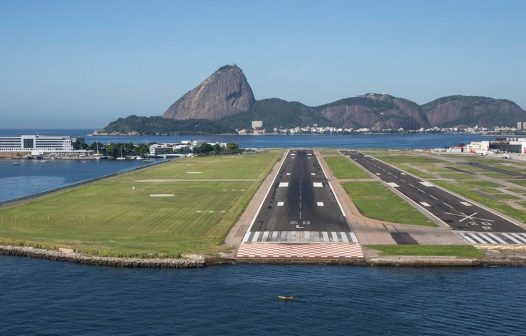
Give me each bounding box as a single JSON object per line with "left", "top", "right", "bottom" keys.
{"left": 251, "top": 120, "right": 265, "bottom": 135}
{"left": 0, "top": 135, "right": 75, "bottom": 155}
{"left": 149, "top": 143, "right": 175, "bottom": 156}
{"left": 466, "top": 141, "right": 490, "bottom": 154}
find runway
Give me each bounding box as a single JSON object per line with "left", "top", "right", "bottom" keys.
{"left": 237, "top": 150, "right": 363, "bottom": 259}
{"left": 248, "top": 149, "right": 350, "bottom": 235}
{"left": 342, "top": 150, "right": 525, "bottom": 234}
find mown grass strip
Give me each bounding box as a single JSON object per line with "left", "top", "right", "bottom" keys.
{"left": 368, "top": 244, "right": 482, "bottom": 259}
{"left": 324, "top": 156, "right": 371, "bottom": 179}
{"left": 342, "top": 182, "right": 434, "bottom": 226}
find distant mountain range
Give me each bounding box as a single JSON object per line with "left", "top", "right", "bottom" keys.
{"left": 100, "top": 65, "right": 526, "bottom": 134}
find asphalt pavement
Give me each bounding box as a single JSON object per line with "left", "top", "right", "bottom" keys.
{"left": 248, "top": 149, "right": 351, "bottom": 238}
{"left": 342, "top": 150, "right": 525, "bottom": 233}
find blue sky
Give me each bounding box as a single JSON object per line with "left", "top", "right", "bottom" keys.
{"left": 1, "top": 0, "right": 525, "bottom": 128}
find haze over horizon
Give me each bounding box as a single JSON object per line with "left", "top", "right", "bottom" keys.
{"left": 1, "top": 0, "right": 525, "bottom": 128}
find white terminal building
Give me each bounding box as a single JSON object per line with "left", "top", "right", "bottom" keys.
{"left": 0, "top": 135, "right": 75, "bottom": 155}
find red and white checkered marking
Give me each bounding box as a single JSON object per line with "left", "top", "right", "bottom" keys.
{"left": 236, "top": 243, "right": 364, "bottom": 259}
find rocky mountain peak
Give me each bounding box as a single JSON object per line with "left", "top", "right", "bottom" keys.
{"left": 162, "top": 64, "right": 255, "bottom": 120}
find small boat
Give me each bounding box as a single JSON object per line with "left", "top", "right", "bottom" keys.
{"left": 116, "top": 147, "right": 126, "bottom": 160}
{"left": 12, "top": 162, "right": 20, "bottom": 165}
{"left": 278, "top": 295, "right": 295, "bottom": 301}
{"left": 135, "top": 156, "right": 143, "bottom": 160}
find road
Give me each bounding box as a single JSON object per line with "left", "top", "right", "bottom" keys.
{"left": 342, "top": 150, "right": 524, "bottom": 234}
{"left": 244, "top": 149, "right": 356, "bottom": 243}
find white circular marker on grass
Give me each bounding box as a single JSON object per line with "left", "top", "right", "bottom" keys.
{"left": 149, "top": 194, "right": 175, "bottom": 197}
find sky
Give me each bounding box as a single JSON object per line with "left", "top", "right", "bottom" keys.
{"left": 1, "top": 0, "right": 525, "bottom": 128}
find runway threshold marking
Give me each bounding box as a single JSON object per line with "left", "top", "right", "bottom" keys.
{"left": 457, "top": 231, "right": 526, "bottom": 245}
{"left": 460, "top": 202, "right": 472, "bottom": 206}
{"left": 313, "top": 182, "right": 323, "bottom": 188}
{"left": 277, "top": 202, "right": 284, "bottom": 206}
{"left": 279, "top": 182, "right": 289, "bottom": 187}
{"left": 317, "top": 202, "right": 324, "bottom": 207}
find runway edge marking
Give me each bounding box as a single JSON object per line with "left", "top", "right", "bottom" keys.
{"left": 242, "top": 149, "right": 290, "bottom": 243}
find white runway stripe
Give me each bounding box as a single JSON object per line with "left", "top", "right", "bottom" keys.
{"left": 472, "top": 232, "right": 498, "bottom": 244}
{"left": 502, "top": 233, "right": 523, "bottom": 244}
{"left": 458, "top": 232, "right": 526, "bottom": 245}
{"left": 486, "top": 232, "right": 507, "bottom": 244}
{"left": 511, "top": 233, "right": 526, "bottom": 243}
{"left": 459, "top": 233, "right": 477, "bottom": 244}
{"left": 466, "top": 233, "right": 487, "bottom": 244}
{"left": 242, "top": 231, "right": 360, "bottom": 243}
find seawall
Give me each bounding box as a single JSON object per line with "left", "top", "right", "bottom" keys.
{"left": 0, "top": 245, "right": 205, "bottom": 268}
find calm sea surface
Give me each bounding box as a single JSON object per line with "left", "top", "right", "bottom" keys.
{"left": 0, "top": 129, "right": 523, "bottom": 335}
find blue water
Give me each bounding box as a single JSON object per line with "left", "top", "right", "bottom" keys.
{"left": 1, "top": 257, "right": 525, "bottom": 336}
{"left": 0, "top": 159, "right": 157, "bottom": 203}
{"left": 0, "top": 128, "right": 491, "bottom": 148}
{"left": 0, "top": 129, "right": 524, "bottom": 335}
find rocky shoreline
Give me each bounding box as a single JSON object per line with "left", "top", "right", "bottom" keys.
{"left": 0, "top": 245, "right": 205, "bottom": 268}
{"left": 4, "top": 244, "right": 526, "bottom": 268}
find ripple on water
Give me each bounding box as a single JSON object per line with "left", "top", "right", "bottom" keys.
{"left": 1, "top": 259, "right": 526, "bottom": 336}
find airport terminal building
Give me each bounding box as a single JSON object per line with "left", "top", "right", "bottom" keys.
{"left": 0, "top": 135, "right": 76, "bottom": 156}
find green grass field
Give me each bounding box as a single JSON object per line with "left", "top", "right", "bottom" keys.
{"left": 319, "top": 149, "right": 341, "bottom": 156}
{"left": 342, "top": 182, "right": 434, "bottom": 226}
{"left": 324, "top": 156, "right": 371, "bottom": 179}
{"left": 368, "top": 245, "right": 482, "bottom": 258}
{"left": 0, "top": 150, "right": 282, "bottom": 257}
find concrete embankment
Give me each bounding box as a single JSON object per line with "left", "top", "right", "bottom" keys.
{"left": 367, "top": 256, "right": 481, "bottom": 267}
{"left": 0, "top": 245, "right": 205, "bottom": 268}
